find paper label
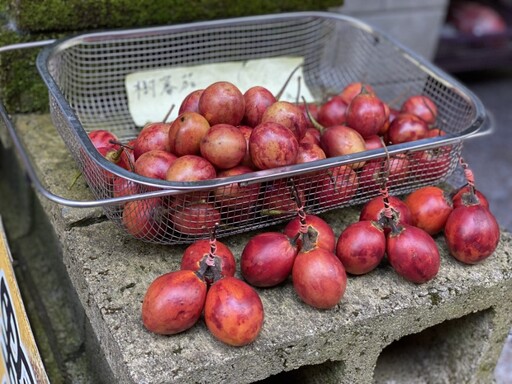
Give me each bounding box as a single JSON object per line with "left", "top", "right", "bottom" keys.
{"left": 0, "top": 219, "right": 49, "bottom": 384}
{"left": 125, "top": 57, "right": 315, "bottom": 127}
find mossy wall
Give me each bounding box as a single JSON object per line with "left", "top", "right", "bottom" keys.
{"left": 9, "top": 0, "right": 343, "bottom": 32}
{"left": 0, "top": 0, "right": 343, "bottom": 113}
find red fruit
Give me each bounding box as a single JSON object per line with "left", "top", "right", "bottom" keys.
{"left": 178, "top": 89, "right": 204, "bottom": 115}
{"left": 364, "top": 135, "right": 385, "bottom": 151}
{"left": 88, "top": 146, "right": 133, "bottom": 187}
{"left": 345, "top": 91, "right": 387, "bottom": 138}
{"left": 243, "top": 86, "right": 277, "bottom": 127}
{"left": 122, "top": 198, "right": 165, "bottom": 241}
{"left": 200, "top": 124, "right": 246, "bottom": 169}
{"left": 88, "top": 129, "right": 119, "bottom": 151}
{"left": 283, "top": 214, "right": 335, "bottom": 253}
{"left": 425, "top": 127, "right": 446, "bottom": 138}
{"left": 295, "top": 142, "right": 326, "bottom": 164}
{"left": 204, "top": 276, "right": 264, "bottom": 346}
{"left": 112, "top": 176, "right": 139, "bottom": 199}
{"left": 249, "top": 122, "right": 299, "bottom": 170}
{"left": 319, "top": 125, "right": 367, "bottom": 169}
{"left": 261, "top": 101, "right": 308, "bottom": 141}
{"left": 404, "top": 186, "right": 453, "bottom": 235}
{"left": 299, "top": 103, "right": 320, "bottom": 125}
{"left": 387, "top": 113, "right": 429, "bottom": 144}
{"left": 133, "top": 122, "right": 172, "bottom": 159}
{"left": 379, "top": 102, "right": 392, "bottom": 136}
{"left": 134, "top": 149, "right": 177, "bottom": 180}
{"left": 261, "top": 179, "right": 306, "bottom": 216}
{"left": 181, "top": 239, "right": 236, "bottom": 281}
{"left": 359, "top": 195, "right": 412, "bottom": 229}
{"left": 213, "top": 165, "right": 260, "bottom": 218}
{"left": 314, "top": 165, "right": 359, "bottom": 209}
{"left": 386, "top": 224, "right": 440, "bottom": 284}
{"left": 412, "top": 145, "right": 452, "bottom": 181}
{"left": 400, "top": 95, "right": 438, "bottom": 125}
{"left": 450, "top": 2, "right": 507, "bottom": 37}
{"left": 241, "top": 232, "right": 298, "bottom": 287}
{"left": 336, "top": 220, "right": 386, "bottom": 275}
{"left": 451, "top": 185, "right": 489, "bottom": 209}
{"left": 292, "top": 231, "right": 347, "bottom": 309}
{"left": 238, "top": 125, "right": 255, "bottom": 169}
{"left": 168, "top": 112, "right": 211, "bottom": 156}
{"left": 300, "top": 127, "right": 321, "bottom": 146}
{"left": 165, "top": 155, "right": 216, "bottom": 182}
{"left": 170, "top": 202, "right": 221, "bottom": 236}
{"left": 317, "top": 95, "right": 348, "bottom": 128}
{"left": 359, "top": 155, "right": 410, "bottom": 192}
{"left": 199, "top": 81, "right": 245, "bottom": 126}
{"left": 444, "top": 204, "right": 499, "bottom": 264}
{"left": 339, "top": 82, "right": 376, "bottom": 105}
{"left": 142, "top": 270, "right": 207, "bottom": 335}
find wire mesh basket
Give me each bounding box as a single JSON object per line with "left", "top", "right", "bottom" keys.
{"left": 34, "top": 11, "right": 489, "bottom": 244}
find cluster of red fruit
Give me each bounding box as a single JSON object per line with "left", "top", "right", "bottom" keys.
{"left": 340, "top": 179, "right": 499, "bottom": 284}
{"left": 141, "top": 168, "right": 499, "bottom": 347}
{"left": 85, "top": 79, "right": 449, "bottom": 240}
{"left": 142, "top": 229, "right": 264, "bottom": 347}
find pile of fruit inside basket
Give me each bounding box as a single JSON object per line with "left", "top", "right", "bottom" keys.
{"left": 86, "top": 79, "right": 452, "bottom": 239}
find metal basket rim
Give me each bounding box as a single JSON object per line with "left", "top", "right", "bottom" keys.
{"left": 35, "top": 11, "right": 488, "bottom": 193}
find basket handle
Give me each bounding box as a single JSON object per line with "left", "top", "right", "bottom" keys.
{"left": 464, "top": 111, "right": 494, "bottom": 139}
{"left": 0, "top": 101, "right": 190, "bottom": 207}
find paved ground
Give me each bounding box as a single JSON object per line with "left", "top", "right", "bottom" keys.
{"left": 452, "top": 68, "right": 512, "bottom": 383}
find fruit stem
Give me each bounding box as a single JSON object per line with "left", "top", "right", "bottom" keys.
{"left": 295, "top": 75, "right": 302, "bottom": 105}
{"left": 459, "top": 157, "right": 481, "bottom": 204}
{"left": 260, "top": 209, "right": 295, "bottom": 216}
{"left": 275, "top": 63, "right": 302, "bottom": 101}
{"left": 162, "top": 104, "right": 175, "bottom": 123}
{"left": 302, "top": 96, "right": 325, "bottom": 134}
{"left": 68, "top": 170, "right": 83, "bottom": 190}
{"left": 195, "top": 223, "right": 223, "bottom": 283}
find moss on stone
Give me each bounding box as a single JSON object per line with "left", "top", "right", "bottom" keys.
{"left": 7, "top": 0, "right": 343, "bottom": 32}
{"left": 0, "top": 0, "right": 343, "bottom": 113}
{"left": 0, "top": 27, "right": 58, "bottom": 113}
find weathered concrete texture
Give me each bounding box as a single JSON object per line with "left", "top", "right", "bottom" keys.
{"left": 7, "top": 113, "right": 512, "bottom": 383}
{"left": 4, "top": 0, "right": 344, "bottom": 32}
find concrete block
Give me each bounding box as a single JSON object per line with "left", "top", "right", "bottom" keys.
{"left": 9, "top": 113, "right": 512, "bottom": 383}
{"left": 333, "top": 0, "right": 449, "bottom": 59}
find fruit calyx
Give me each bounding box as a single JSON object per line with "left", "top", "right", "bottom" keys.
{"left": 458, "top": 184, "right": 482, "bottom": 206}
{"left": 300, "top": 226, "right": 320, "bottom": 253}
{"left": 195, "top": 224, "right": 223, "bottom": 284}
{"left": 458, "top": 158, "right": 481, "bottom": 207}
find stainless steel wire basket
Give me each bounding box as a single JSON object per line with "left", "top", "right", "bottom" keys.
{"left": 7, "top": 11, "right": 491, "bottom": 244}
